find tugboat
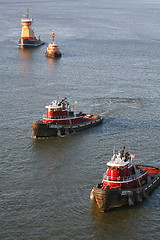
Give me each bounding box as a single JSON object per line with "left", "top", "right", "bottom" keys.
{"left": 18, "top": 9, "right": 44, "bottom": 49}
{"left": 32, "top": 97, "right": 103, "bottom": 138}
{"left": 90, "top": 147, "right": 160, "bottom": 212}
{"left": 45, "top": 31, "right": 61, "bottom": 58}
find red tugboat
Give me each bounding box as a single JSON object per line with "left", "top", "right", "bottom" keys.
{"left": 90, "top": 147, "right": 160, "bottom": 212}
{"left": 32, "top": 97, "right": 103, "bottom": 138}
{"left": 18, "top": 9, "right": 44, "bottom": 49}
{"left": 45, "top": 31, "right": 61, "bottom": 58}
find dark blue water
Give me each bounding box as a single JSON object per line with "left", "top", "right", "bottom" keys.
{"left": 0, "top": 0, "right": 160, "bottom": 239}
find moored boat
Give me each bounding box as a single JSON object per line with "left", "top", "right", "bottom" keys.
{"left": 45, "top": 31, "right": 61, "bottom": 58}
{"left": 18, "top": 9, "right": 44, "bottom": 49}
{"left": 90, "top": 147, "right": 160, "bottom": 212}
{"left": 32, "top": 97, "right": 103, "bottom": 138}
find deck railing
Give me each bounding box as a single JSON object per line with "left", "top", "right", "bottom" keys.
{"left": 103, "top": 170, "right": 146, "bottom": 182}
{"left": 103, "top": 174, "right": 136, "bottom": 182}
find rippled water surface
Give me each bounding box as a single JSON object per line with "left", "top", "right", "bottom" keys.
{"left": 0, "top": 0, "right": 160, "bottom": 239}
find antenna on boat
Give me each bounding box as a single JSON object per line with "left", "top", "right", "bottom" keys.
{"left": 52, "top": 30, "right": 55, "bottom": 42}
{"left": 26, "top": 8, "right": 29, "bottom": 18}
{"left": 57, "top": 95, "right": 60, "bottom": 105}
{"left": 113, "top": 146, "right": 115, "bottom": 155}
{"left": 74, "top": 101, "right": 77, "bottom": 112}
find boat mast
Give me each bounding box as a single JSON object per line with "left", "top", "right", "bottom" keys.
{"left": 26, "top": 8, "right": 29, "bottom": 18}
{"left": 57, "top": 95, "right": 60, "bottom": 105}
{"left": 130, "top": 153, "right": 142, "bottom": 188}
{"left": 74, "top": 101, "right": 77, "bottom": 113}
{"left": 52, "top": 30, "right": 55, "bottom": 43}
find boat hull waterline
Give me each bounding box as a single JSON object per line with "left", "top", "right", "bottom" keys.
{"left": 45, "top": 51, "right": 61, "bottom": 59}
{"left": 32, "top": 116, "right": 103, "bottom": 138}
{"left": 18, "top": 38, "right": 44, "bottom": 49}
{"left": 90, "top": 165, "right": 160, "bottom": 212}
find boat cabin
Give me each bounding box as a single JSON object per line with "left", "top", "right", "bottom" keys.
{"left": 102, "top": 148, "right": 148, "bottom": 189}
{"left": 106, "top": 153, "right": 135, "bottom": 180}
{"left": 47, "top": 43, "right": 59, "bottom": 52}
{"left": 20, "top": 9, "right": 36, "bottom": 40}
{"left": 45, "top": 99, "right": 71, "bottom": 119}
{"left": 102, "top": 150, "right": 137, "bottom": 187}
{"left": 42, "top": 98, "right": 84, "bottom": 125}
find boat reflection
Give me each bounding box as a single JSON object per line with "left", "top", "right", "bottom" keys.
{"left": 18, "top": 48, "right": 35, "bottom": 70}
{"left": 90, "top": 199, "right": 140, "bottom": 234}
{"left": 46, "top": 56, "right": 61, "bottom": 71}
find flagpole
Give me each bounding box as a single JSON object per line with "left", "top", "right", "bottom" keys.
{"left": 74, "top": 101, "right": 77, "bottom": 113}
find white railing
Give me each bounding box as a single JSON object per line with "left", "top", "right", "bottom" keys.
{"left": 103, "top": 174, "right": 135, "bottom": 182}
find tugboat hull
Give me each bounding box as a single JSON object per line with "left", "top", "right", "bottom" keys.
{"left": 45, "top": 51, "right": 61, "bottom": 59}
{"left": 90, "top": 165, "right": 160, "bottom": 212}
{"left": 18, "top": 38, "right": 44, "bottom": 49}
{"left": 32, "top": 116, "right": 103, "bottom": 138}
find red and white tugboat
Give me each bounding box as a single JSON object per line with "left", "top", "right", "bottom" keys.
{"left": 45, "top": 31, "right": 61, "bottom": 58}
{"left": 90, "top": 147, "right": 160, "bottom": 212}
{"left": 18, "top": 9, "right": 44, "bottom": 49}
{"left": 32, "top": 97, "right": 103, "bottom": 138}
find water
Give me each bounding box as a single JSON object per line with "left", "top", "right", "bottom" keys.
{"left": 0, "top": 0, "right": 160, "bottom": 239}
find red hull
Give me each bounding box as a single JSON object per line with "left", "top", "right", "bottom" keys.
{"left": 43, "top": 116, "right": 83, "bottom": 125}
